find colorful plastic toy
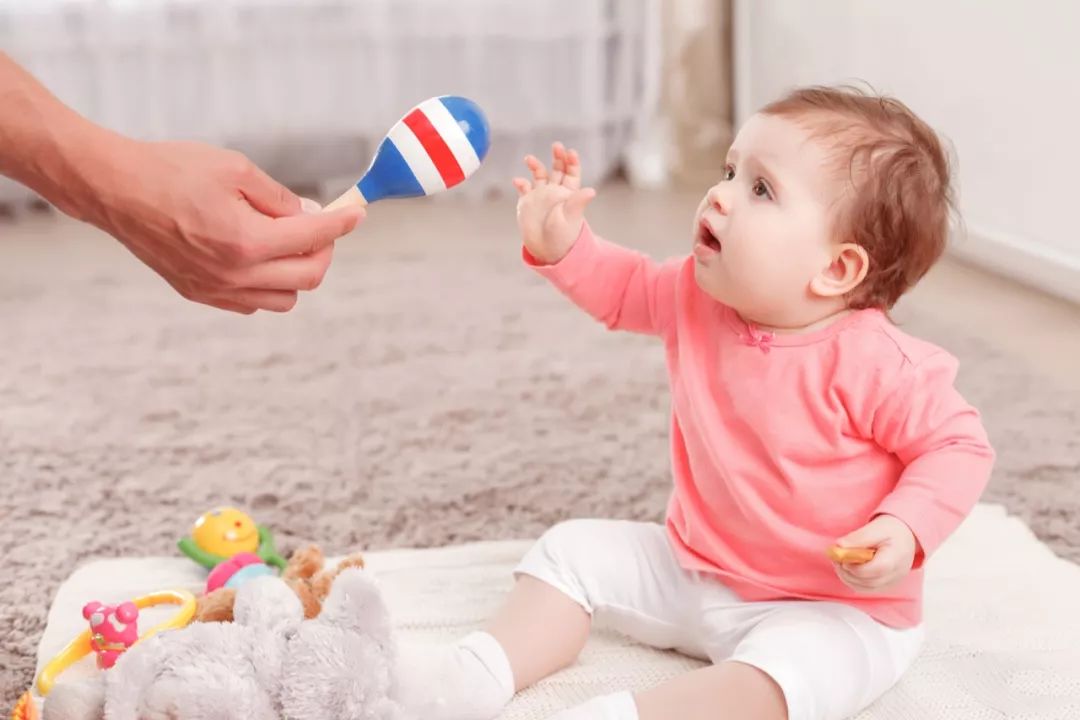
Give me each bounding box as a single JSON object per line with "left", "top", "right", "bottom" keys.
{"left": 325, "top": 95, "right": 490, "bottom": 210}
{"left": 10, "top": 690, "right": 39, "bottom": 720}
{"left": 82, "top": 600, "right": 140, "bottom": 669}
{"left": 36, "top": 589, "right": 196, "bottom": 696}
{"left": 205, "top": 551, "right": 276, "bottom": 593}
{"left": 177, "top": 507, "right": 286, "bottom": 571}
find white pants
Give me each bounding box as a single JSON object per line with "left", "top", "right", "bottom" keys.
{"left": 515, "top": 519, "right": 924, "bottom": 720}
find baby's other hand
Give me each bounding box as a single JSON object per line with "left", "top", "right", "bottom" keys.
{"left": 831, "top": 514, "right": 919, "bottom": 593}
{"left": 513, "top": 142, "right": 596, "bottom": 265}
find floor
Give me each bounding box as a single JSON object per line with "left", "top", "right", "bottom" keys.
{"left": 1, "top": 181, "right": 1078, "bottom": 706}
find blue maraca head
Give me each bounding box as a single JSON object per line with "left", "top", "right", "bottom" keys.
{"left": 358, "top": 95, "right": 491, "bottom": 203}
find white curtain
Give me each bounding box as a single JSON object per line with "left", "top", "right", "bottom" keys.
{"left": 0, "top": 0, "right": 654, "bottom": 205}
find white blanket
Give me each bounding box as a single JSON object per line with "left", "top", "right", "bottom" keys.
{"left": 34, "top": 504, "right": 1080, "bottom": 719}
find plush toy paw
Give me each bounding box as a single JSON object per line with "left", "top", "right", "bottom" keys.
{"left": 42, "top": 677, "right": 105, "bottom": 720}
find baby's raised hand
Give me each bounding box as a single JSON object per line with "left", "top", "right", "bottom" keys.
{"left": 513, "top": 142, "right": 596, "bottom": 265}
{"left": 830, "top": 514, "right": 919, "bottom": 593}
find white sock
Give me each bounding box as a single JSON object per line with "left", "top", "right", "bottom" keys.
{"left": 549, "top": 691, "right": 640, "bottom": 720}
{"left": 394, "top": 631, "right": 516, "bottom": 720}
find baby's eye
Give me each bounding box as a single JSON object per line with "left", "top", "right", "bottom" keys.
{"left": 752, "top": 179, "right": 773, "bottom": 200}
{"left": 722, "top": 164, "right": 735, "bottom": 181}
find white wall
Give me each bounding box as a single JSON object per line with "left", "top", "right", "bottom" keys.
{"left": 733, "top": 0, "right": 1080, "bottom": 304}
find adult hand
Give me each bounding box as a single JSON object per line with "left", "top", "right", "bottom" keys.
{"left": 83, "top": 139, "right": 365, "bottom": 314}
{"left": 0, "top": 51, "right": 364, "bottom": 313}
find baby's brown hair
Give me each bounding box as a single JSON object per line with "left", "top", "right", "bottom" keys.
{"left": 761, "top": 85, "right": 954, "bottom": 310}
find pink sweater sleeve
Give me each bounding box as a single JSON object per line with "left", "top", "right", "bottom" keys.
{"left": 524, "top": 221, "right": 681, "bottom": 339}
{"left": 871, "top": 351, "right": 996, "bottom": 563}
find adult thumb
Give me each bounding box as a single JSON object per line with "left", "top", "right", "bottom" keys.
{"left": 239, "top": 162, "right": 303, "bottom": 218}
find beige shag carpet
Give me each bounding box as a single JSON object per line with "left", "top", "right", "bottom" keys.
{"left": 1, "top": 184, "right": 1078, "bottom": 707}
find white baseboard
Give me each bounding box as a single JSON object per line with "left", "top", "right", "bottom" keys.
{"left": 948, "top": 225, "right": 1080, "bottom": 306}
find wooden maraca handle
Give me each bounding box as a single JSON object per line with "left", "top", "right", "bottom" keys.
{"left": 826, "top": 546, "right": 876, "bottom": 565}
{"left": 324, "top": 185, "right": 369, "bottom": 212}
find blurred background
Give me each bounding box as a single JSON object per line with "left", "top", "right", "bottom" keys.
{"left": 2, "top": 0, "right": 1077, "bottom": 304}
{"left": 1, "top": 0, "right": 1078, "bottom": 709}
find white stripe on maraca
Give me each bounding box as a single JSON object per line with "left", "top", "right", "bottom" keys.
{"left": 419, "top": 97, "right": 481, "bottom": 178}
{"left": 387, "top": 120, "right": 445, "bottom": 195}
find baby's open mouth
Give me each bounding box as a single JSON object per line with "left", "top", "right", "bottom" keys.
{"left": 697, "top": 219, "right": 722, "bottom": 252}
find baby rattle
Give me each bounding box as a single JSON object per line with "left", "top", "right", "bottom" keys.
{"left": 35, "top": 589, "right": 196, "bottom": 696}
{"left": 178, "top": 506, "right": 286, "bottom": 571}
{"left": 325, "top": 95, "right": 490, "bottom": 210}
{"left": 82, "top": 600, "right": 139, "bottom": 670}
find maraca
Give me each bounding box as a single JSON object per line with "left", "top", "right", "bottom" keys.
{"left": 326, "top": 95, "right": 491, "bottom": 211}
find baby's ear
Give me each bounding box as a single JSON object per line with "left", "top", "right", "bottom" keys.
{"left": 233, "top": 576, "right": 304, "bottom": 632}
{"left": 811, "top": 243, "right": 869, "bottom": 299}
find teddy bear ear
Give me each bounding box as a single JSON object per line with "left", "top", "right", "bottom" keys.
{"left": 82, "top": 602, "right": 102, "bottom": 620}
{"left": 234, "top": 576, "right": 304, "bottom": 632}
{"left": 337, "top": 554, "right": 366, "bottom": 571}
{"left": 283, "top": 545, "right": 324, "bottom": 581}
{"left": 115, "top": 602, "right": 139, "bottom": 624}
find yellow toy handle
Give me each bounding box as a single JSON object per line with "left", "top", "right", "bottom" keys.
{"left": 35, "top": 589, "right": 196, "bottom": 696}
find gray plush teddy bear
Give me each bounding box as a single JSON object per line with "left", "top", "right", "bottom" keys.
{"left": 44, "top": 568, "right": 409, "bottom": 720}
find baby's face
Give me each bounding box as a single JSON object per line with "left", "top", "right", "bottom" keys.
{"left": 692, "top": 113, "right": 842, "bottom": 327}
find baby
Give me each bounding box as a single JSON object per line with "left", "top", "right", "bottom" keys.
{"left": 396, "top": 86, "right": 996, "bottom": 720}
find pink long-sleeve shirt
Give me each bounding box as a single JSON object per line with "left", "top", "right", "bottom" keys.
{"left": 527, "top": 223, "right": 995, "bottom": 628}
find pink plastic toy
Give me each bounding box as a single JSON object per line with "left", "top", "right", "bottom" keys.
{"left": 204, "top": 551, "right": 276, "bottom": 593}
{"left": 82, "top": 600, "right": 140, "bottom": 669}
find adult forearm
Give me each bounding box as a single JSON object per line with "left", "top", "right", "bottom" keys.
{"left": 0, "top": 51, "right": 120, "bottom": 220}
{"left": 0, "top": 52, "right": 366, "bottom": 315}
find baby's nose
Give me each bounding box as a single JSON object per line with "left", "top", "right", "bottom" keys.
{"left": 707, "top": 185, "right": 728, "bottom": 215}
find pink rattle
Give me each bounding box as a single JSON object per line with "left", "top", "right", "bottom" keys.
{"left": 82, "top": 600, "right": 140, "bottom": 669}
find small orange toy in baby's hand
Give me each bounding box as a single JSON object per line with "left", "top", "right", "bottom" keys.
{"left": 830, "top": 514, "right": 920, "bottom": 593}
{"left": 826, "top": 546, "right": 876, "bottom": 565}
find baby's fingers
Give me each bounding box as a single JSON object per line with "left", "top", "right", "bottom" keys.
{"left": 525, "top": 155, "right": 549, "bottom": 184}
{"left": 512, "top": 178, "right": 532, "bottom": 197}
{"left": 843, "top": 556, "right": 893, "bottom": 582}
{"left": 562, "top": 148, "right": 583, "bottom": 190}
{"left": 550, "top": 142, "right": 568, "bottom": 185}
{"left": 835, "top": 565, "right": 880, "bottom": 593}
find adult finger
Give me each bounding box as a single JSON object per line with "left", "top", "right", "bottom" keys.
{"left": 238, "top": 161, "right": 303, "bottom": 218}
{"left": 251, "top": 206, "right": 364, "bottom": 261}
{"left": 214, "top": 288, "right": 300, "bottom": 313}
{"left": 231, "top": 245, "right": 335, "bottom": 292}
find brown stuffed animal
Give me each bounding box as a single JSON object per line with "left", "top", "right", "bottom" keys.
{"left": 194, "top": 545, "right": 366, "bottom": 622}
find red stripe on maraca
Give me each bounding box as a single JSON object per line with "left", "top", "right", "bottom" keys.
{"left": 403, "top": 109, "right": 465, "bottom": 188}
